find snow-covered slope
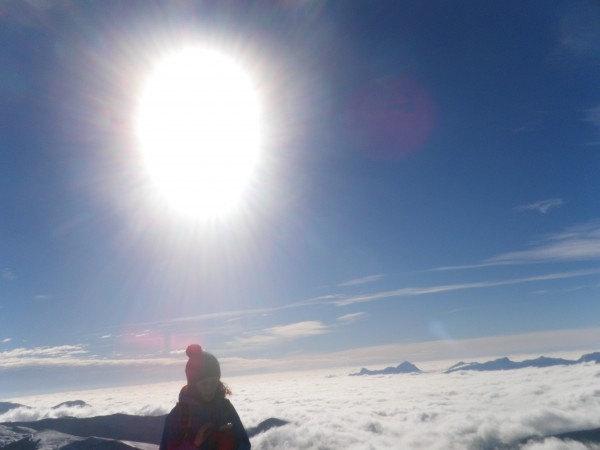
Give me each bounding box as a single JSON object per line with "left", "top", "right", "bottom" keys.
{"left": 0, "top": 426, "right": 149, "bottom": 450}
{"left": 0, "top": 415, "right": 288, "bottom": 450}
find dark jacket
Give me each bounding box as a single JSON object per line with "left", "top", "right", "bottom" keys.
{"left": 159, "top": 386, "right": 251, "bottom": 450}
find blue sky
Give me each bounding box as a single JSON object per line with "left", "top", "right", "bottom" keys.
{"left": 1, "top": 1, "right": 600, "bottom": 397}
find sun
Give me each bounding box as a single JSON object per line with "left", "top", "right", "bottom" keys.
{"left": 136, "top": 47, "right": 262, "bottom": 219}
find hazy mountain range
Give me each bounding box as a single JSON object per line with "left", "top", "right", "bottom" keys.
{"left": 50, "top": 402, "right": 90, "bottom": 410}
{"left": 444, "top": 351, "right": 600, "bottom": 373}
{"left": 0, "top": 414, "right": 288, "bottom": 450}
{"left": 349, "top": 361, "right": 422, "bottom": 376}
{"left": 349, "top": 351, "right": 600, "bottom": 376}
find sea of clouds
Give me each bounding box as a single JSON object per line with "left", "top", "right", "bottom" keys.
{"left": 3, "top": 362, "right": 600, "bottom": 450}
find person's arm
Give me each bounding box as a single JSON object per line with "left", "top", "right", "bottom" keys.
{"left": 159, "top": 414, "right": 170, "bottom": 450}
{"left": 226, "top": 401, "right": 251, "bottom": 450}
{"left": 160, "top": 407, "right": 198, "bottom": 450}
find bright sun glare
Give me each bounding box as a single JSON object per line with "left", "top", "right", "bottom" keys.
{"left": 136, "top": 47, "right": 262, "bottom": 219}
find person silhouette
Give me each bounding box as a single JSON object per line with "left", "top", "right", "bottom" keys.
{"left": 160, "top": 345, "right": 250, "bottom": 450}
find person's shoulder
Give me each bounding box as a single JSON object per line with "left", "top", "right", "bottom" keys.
{"left": 167, "top": 402, "right": 184, "bottom": 416}
{"left": 169, "top": 397, "right": 197, "bottom": 416}
{"left": 220, "top": 397, "right": 235, "bottom": 412}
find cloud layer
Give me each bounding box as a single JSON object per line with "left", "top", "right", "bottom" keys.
{"left": 4, "top": 362, "right": 600, "bottom": 450}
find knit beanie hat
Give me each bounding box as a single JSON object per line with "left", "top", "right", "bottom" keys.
{"left": 185, "top": 344, "right": 221, "bottom": 384}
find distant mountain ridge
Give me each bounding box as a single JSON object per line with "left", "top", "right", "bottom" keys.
{"left": 445, "top": 352, "right": 600, "bottom": 373}
{"left": 0, "top": 428, "right": 147, "bottom": 450}
{"left": 350, "top": 361, "right": 422, "bottom": 376}
{"left": 3, "top": 414, "right": 164, "bottom": 445}
{"left": 348, "top": 351, "right": 600, "bottom": 376}
{"left": 0, "top": 401, "right": 89, "bottom": 417}
{"left": 51, "top": 402, "right": 90, "bottom": 410}
{"left": 0, "top": 413, "right": 289, "bottom": 449}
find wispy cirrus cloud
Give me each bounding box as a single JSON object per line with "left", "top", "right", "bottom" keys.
{"left": 337, "top": 312, "right": 366, "bottom": 323}
{"left": 0, "top": 345, "right": 89, "bottom": 369}
{"left": 108, "top": 222, "right": 600, "bottom": 328}
{"left": 0, "top": 344, "right": 182, "bottom": 370}
{"left": 488, "top": 222, "right": 600, "bottom": 265}
{"left": 432, "top": 222, "right": 600, "bottom": 271}
{"left": 227, "top": 321, "right": 328, "bottom": 349}
{"left": 516, "top": 198, "right": 564, "bottom": 214}
{"left": 338, "top": 274, "right": 384, "bottom": 287}
{"left": 584, "top": 105, "right": 600, "bottom": 146}
{"left": 585, "top": 106, "right": 600, "bottom": 126}
{"left": 557, "top": 3, "right": 600, "bottom": 58}
{"left": 329, "top": 269, "right": 600, "bottom": 306}
{"left": 1, "top": 268, "right": 15, "bottom": 281}
{"left": 4, "top": 345, "right": 88, "bottom": 358}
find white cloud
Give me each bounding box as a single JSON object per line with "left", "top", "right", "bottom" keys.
{"left": 337, "top": 312, "right": 366, "bottom": 323}
{"left": 517, "top": 198, "right": 564, "bottom": 214}
{"left": 2, "top": 345, "right": 88, "bottom": 359}
{"left": 432, "top": 222, "right": 600, "bottom": 271}
{"left": 585, "top": 106, "right": 600, "bottom": 130}
{"left": 584, "top": 107, "right": 600, "bottom": 145}
{"left": 338, "top": 274, "right": 384, "bottom": 287}
{"left": 329, "top": 269, "right": 600, "bottom": 306}
{"left": 521, "top": 438, "right": 600, "bottom": 450}
{"left": 488, "top": 223, "right": 600, "bottom": 264}
{"left": 34, "top": 294, "right": 53, "bottom": 301}
{"left": 4, "top": 362, "right": 600, "bottom": 450}
{"left": 0, "top": 345, "right": 182, "bottom": 371}
{"left": 228, "top": 321, "right": 328, "bottom": 349}
{"left": 558, "top": 3, "right": 600, "bottom": 60}
{"left": 1, "top": 268, "right": 15, "bottom": 281}
{"left": 2, "top": 338, "right": 11, "bottom": 344}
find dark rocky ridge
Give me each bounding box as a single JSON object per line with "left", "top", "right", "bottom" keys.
{"left": 350, "top": 361, "right": 422, "bottom": 376}
{"left": 348, "top": 351, "right": 600, "bottom": 376}
{"left": 445, "top": 352, "right": 600, "bottom": 373}
{"left": 0, "top": 414, "right": 289, "bottom": 449}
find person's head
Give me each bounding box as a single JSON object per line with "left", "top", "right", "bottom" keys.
{"left": 185, "top": 344, "right": 227, "bottom": 402}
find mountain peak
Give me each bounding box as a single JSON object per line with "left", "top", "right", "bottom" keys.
{"left": 349, "top": 361, "right": 422, "bottom": 376}
{"left": 51, "top": 401, "right": 90, "bottom": 410}
{"left": 445, "top": 352, "right": 598, "bottom": 373}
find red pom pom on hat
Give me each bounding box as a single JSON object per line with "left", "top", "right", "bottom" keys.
{"left": 185, "top": 344, "right": 221, "bottom": 384}
{"left": 186, "top": 344, "right": 203, "bottom": 358}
